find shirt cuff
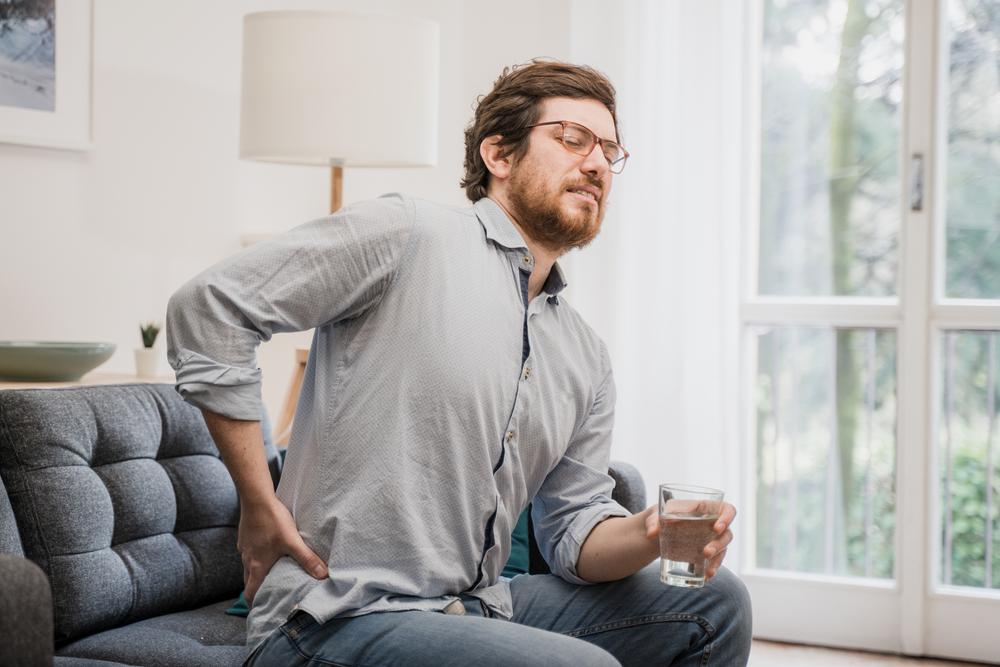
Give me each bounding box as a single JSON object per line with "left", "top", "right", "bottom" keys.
{"left": 552, "top": 501, "right": 630, "bottom": 585}
{"left": 171, "top": 349, "right": 263, "bottom": 421}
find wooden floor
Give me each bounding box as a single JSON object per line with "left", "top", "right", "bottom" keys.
{"left": 750, "top": 640, "right": 992, "bottom": 666}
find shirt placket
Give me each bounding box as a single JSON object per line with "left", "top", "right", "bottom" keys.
{"left": 468, "top": 250, "right": 536, "bottom": 592}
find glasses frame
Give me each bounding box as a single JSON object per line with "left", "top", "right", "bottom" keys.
{"left": 525, "top": 120, "right": 629, "bottom": 174}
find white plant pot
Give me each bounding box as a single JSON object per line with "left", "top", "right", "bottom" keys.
{"left": 134, "top": 348, "right": 159, "bottom": 378}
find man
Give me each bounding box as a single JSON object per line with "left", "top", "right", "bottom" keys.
{"left": 167, "top": 60, "right": 751, "bottom": 666}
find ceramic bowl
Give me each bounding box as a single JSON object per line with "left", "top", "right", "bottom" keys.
{"left": 0, "top": 341, "right": 117, "bottom": 382}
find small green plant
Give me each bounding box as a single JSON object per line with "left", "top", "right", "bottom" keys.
{"left": 140, "top": 322, "right": 161, "bottom": 349}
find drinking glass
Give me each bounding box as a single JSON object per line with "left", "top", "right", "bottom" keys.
{"left": 658, "top": 483, "right": 724, "bottom": 588}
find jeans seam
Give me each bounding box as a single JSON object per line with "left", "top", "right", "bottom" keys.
{"left": 280, "top": 625, "right": 353, "bottom": 667}
{"left": 701, "top": 640, "right": 714, "bottom": 666}
{"left": 563, "top": 612, "right": 718, "bottom": 639}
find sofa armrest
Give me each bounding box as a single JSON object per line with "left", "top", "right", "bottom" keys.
{"left": 0, "top": 554, "right": 54, "bottom": 667}
{"left": 608, "top": 459, "right": 646, "bottom": 514}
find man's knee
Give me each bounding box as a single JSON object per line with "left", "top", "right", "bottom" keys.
{"left": 479, "top": 623, "right": 621, "bottom": 667}
{"left": 708, "top": 567, "right": 753, "bottom": 643}
{"left": 551, "top": 640, "right": 621, "bottom": 667}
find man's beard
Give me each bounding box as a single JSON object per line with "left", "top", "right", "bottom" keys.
{"left": 507, "top": 159, "right": 605, "bottom": 253}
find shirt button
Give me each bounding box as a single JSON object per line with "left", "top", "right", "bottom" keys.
{"left": 523, "top": 367, "right": 531, "bottom": 380}
{"left": 506, "top": 430, "right": 515, "bottom": 442}
{"left": 522, "top": 255, "right": 532, "bottom": 265}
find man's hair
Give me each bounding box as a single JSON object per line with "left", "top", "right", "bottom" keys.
{"left": 460, "top": 60, "right": 619, "bottom": 203}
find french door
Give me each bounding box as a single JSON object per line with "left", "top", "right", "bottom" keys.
{"left": 742, "top": 0, "right": 1000, "bottom": 661}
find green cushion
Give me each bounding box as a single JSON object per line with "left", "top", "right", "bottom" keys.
{"left": 501, "top": 508, "right": 530, "bottom": 578}
{"left": 225, "top": 590, "right": 249, "bottom": 617}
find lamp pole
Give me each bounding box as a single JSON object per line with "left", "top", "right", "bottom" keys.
{"left": 330, "top": 160, "right": 344, "bottom": 214}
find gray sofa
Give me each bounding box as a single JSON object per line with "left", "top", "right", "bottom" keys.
{"left": 0, "top": 383, "right": 646, "bottom": 667}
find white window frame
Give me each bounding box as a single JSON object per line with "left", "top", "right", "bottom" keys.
{"left": 740, "top": 0, "right": 1000, "bottom": 661}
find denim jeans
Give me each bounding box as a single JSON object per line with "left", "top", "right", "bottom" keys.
{"left": 245, "top": 563, "right": 752, "bottom": 666}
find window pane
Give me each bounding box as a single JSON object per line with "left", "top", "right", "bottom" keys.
{"left": 939, "top": 331, "right": 1000, "bottom": 589}
{"left": 943, "top": 1, "right": 1000, "bottom": 299}
{"left": 759, "top": 0, "right": 903, "bottom": 297}
{"left": 755, "top": 326, "right": 897, "bottom": 578}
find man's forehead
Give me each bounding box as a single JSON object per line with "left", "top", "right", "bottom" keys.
{"left": 538, "top": 97, "right": 616, "bottom": 139}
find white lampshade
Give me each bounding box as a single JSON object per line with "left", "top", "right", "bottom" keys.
{"left": 239, "top": 11, "right": 439, "bottom": 167}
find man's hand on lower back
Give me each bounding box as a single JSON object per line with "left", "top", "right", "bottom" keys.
{"left": 196, "top": 409, "right": 329, "bottom": 606}
{"left": 238, "top": 495, "right": 328, "bottom": 606}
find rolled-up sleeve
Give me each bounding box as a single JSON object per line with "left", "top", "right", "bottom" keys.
{"left": 530, "top": 347, "right": 630, "bottom": 585}
{"left": 166, "top": 194, "right": 414, "bottom": 420}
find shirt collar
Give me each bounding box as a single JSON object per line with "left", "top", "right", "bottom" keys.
{"left": 543, "top": 262, "right": 567, "bottom": 296}
{"left": 474, "top": 197, "right": 527, "bottom": 251}
{"left": 473, "top": 197, "right": 568, "bottom": 298}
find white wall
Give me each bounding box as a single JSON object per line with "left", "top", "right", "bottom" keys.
{"left": 0, "top": 0, "right": 571, "bottom": 420}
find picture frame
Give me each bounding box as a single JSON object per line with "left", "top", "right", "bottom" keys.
{"left": 0, "top": 0, "right": 92, "bottom": 151}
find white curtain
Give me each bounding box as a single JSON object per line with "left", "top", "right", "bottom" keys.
{"left": 564, "top": 0, "right": 747, "bottom": 565}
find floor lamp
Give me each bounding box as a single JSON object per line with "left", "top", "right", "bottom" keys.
{"left": 238, "top": 10, "right": 440, "bottom": 444}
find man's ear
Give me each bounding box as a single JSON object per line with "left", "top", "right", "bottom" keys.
{"left": 480, "top": 135, "right": 512, "bottom": 180}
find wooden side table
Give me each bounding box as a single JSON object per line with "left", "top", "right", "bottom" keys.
{"left": 274, "top": 347, "right": 310, "bottom": 448}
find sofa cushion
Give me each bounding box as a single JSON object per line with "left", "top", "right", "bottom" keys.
{"left": 0, "top": 384, "right": 273, "bottom": 644}
{"left": 55, "top": 598, "right": 245, "bottom": 667}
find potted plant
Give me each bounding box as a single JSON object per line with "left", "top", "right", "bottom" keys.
{"left": 135, "top": 322, "right": 161, "bottom": 378}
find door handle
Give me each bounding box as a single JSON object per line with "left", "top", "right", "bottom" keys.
{"left": 910, "top": 153, "right": 924, "bottom": 212}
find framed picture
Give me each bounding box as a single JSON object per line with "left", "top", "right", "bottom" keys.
{"left": 0, "top": 0, "right": 91, "bottom": 150}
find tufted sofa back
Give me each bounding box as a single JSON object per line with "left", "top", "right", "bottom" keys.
{"left": 0, "top": 384, "right": 279, "bottom": 643}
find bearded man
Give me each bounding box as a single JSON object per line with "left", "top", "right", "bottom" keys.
{"left": 166, "top": 60, "right": 752, "bottom": 667}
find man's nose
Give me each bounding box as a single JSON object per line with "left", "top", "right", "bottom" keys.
{"left": 580, "top": 143, "right": 610, "bottom": 178}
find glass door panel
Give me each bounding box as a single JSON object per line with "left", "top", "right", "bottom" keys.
{"left": 755, "top": 326, "right": 897, "bottom": 578}
{"left": 942, "top": 0, "right": 1000, "bottom": 299}
{"left": 758, "top": 0, "right": 904, "bottom": 297}
{"left": 938, "top": 330, "right": 1000, "bottom": 590}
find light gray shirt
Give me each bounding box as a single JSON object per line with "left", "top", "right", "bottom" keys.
{"left": 166, "top": 194, "right": 629, "bottom": 657}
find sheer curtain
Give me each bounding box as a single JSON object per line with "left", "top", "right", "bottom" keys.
{"left": 563, "top": 0, "right": 747, "bottom": 562}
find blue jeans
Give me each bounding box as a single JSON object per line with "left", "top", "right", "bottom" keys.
{"left": 245, "top": 564, "right": 752, "bottom": 666}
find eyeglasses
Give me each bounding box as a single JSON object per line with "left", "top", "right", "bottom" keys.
{"left": 525, "top": 120, "right": 629, "bottom": 174}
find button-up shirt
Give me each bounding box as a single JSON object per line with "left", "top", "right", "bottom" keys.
{"left": 165, "top": 195, "right": 629, "bottom": 658}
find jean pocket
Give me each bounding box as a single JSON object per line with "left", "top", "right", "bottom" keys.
{"left": 280, "top": 609, "right": 320, "bottom": 643}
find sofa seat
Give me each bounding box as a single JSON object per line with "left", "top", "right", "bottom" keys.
{"left": 54, "top": 599, "right": 245, "bottom": 667}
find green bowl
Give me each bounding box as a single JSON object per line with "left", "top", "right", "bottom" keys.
{"left": 0, "top": 341, "right": 117, "bottom": 382}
